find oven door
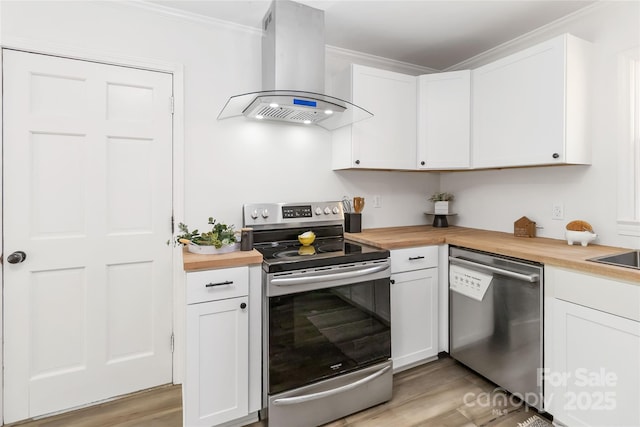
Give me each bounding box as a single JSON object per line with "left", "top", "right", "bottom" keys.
{"left": 265, "top": 260, "right": 392, "bottom": 427}
{"left": 265, "top": 260, "right": 391, "bottom": 396}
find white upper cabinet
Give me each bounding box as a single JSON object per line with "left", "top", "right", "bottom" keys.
{"left": 472, "top": 34, "right": 592, "bottom": 168}
{"left": 332, "top": 64, "right": 417, "bottom": 170}
{"left": 417, "top": 70, "right": 471, "bottom": 169}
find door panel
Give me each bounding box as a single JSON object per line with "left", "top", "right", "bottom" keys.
{"left": 3, "top": 49, "right": 174, "bottom": 423}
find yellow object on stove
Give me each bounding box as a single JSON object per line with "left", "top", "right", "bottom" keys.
{"left": 298, "top": 246, "right": 316, "bottom": 256}
{"left": 298, "top": 231, "right": 316, "bottom": 246}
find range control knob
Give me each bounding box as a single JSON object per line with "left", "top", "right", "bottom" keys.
{"left": 315, "top": 207, "right": 323, "bottom": 215}
{"left": 261, "top": 209, "right": 269, "bottom": 218}
{"left": 251, "top": 210, "right": 259, "bottom": 219}
{"left": 332, "top": 206, "right": 340, "bottom": 214}
{"left": 324, "top": 207, "right": 331, "bottom": 215}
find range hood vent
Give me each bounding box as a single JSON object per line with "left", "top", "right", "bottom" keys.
{"left": 217, "top": 0, "right": 372, "bottom": 130}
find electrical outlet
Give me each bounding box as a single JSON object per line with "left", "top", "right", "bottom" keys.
{"left": 552, "top": 203, "right": 564, "bottom": 220}
{"left": 373, "top": 195, "right": 382, "bottom": 208}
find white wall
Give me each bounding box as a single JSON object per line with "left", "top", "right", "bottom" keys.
{"left": 0, "top": 1, "right": 439, "bottom": 418}
{"left": 6, "top": 2, "right": 638, "bottom": 246}
{"left": 0, "top": 0, "right": 438, "bottom": 233}
{"left": 442, "top": 1, "right": 640, "bottom": 249}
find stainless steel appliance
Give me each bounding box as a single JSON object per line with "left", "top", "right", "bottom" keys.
{"left": 244, "top": 202, "right": 392, "bottom": 427}
{"left": 449, "top": 246, "right": 543, "bottom": 410}
{"left": 218, "top": 0, "right": 373, "bottom": 130}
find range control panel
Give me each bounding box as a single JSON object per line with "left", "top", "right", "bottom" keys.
{"left": 243, "top": 201, "right": 344, "bottom": 228}
{"left": 282, "top": 205, "right": 313, "bottom": 219}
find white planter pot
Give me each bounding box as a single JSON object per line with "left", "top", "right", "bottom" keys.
{"left": 434, "top": 201, "right": 450, "bottom": 214}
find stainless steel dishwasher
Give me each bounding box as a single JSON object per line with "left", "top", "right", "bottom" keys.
{"left": 449, "top": 246, "right": 543, "bottom": 410}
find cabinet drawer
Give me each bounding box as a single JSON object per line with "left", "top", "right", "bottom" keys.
{"left": 391, "top": 246, "right": 438, "bottom": 273}
{"left": 546, "top": 266, "right": 640, "bottom": 322}
{"left": 187, "top": 266, "right": 249, "bottom": 304}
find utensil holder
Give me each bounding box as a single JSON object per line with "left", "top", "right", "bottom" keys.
{"left": 240, "top": 227, "right": 253, "bottom": 251}
{"left": 345, "top": 213, "right": 362, "bottom": 233}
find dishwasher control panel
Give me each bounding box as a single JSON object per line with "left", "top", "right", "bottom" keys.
{"left": 449, "top": 264, "right": 493, "bottom": 301}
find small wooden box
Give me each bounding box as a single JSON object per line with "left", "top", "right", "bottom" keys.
{"left": 514, "top": 216, "right": 536, "bottom": 238}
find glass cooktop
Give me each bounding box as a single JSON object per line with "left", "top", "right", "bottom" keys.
{"left": 256, "top": 237, "right": 389, "bottom": 273}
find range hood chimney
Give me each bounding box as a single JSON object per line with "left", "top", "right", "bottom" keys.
{"left": 217, "top": 0, "right": 372, "bottom": 130}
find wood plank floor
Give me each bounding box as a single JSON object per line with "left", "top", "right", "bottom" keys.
{"left": 4, "top": 384, "right": 182, "bottom": 427}
{"left": 5, "top": 356, "right": 549, "bottom": 427}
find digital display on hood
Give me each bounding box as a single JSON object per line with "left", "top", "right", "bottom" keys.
{"left": 293, "top": 98, "right": 317, "bottom": 107}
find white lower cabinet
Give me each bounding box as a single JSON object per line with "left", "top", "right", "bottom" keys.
{"left": 184, "top": 265, "right": 259, "bottom": 427}
{"left": 547, "top": 299, "right": 640, "bottom": 427}
{"left": 390, "top": 246, "right": 439, "bottom": 372}
{"left": 186, "top": 297, "right": 249, "bottom": 427}
{"left": 544, "top": 266, "right": 640, "bottom": 427}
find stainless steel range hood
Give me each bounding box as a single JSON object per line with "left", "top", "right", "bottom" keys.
{"left": 217, "top": 0, "right": 372, "bottom": 130}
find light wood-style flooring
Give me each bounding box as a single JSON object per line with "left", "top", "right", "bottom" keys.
{"left": 4, "top": 384, "right": 182, "bottom": 427}
{"left": 5, "top": 356, "right": 549, "bottom": 427}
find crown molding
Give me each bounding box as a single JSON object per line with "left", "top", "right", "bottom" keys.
{"left": 326, "top": 45, "right": 438, "bottom": 76}
{"left": 118, "top": 0, "right": 263, "bottom": 36}
{"left": 443, "top": 1, "right": 609, "bottom": 71}
{"left": 115, "top": 1, "right": 437, "bottom": 76}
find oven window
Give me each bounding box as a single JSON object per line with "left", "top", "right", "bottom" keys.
{"left": 268, "top": 278, "right": 390, "bottom": 395}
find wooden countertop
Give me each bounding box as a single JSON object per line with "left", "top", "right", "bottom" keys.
{"left": 182, "top": 248, "right": 262, "bottom": 272}
{"left": 346, "top": 226, "right": 640, "bottom": 284}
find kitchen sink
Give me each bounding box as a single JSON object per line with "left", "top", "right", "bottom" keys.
{"left": 588, "top": 250, "right": 640, "bottom": 270}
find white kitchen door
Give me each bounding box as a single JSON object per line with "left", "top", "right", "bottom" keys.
{"left": 2, "top": 49, "right": 174, "bottom": 423}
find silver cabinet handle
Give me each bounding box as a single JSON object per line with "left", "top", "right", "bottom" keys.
{"left": 449, "top": 257, "right": 539, "bottom": 282}
{"left": 205, "top": 280, "right": 233, "bottom": 287}
{"left": 272, "top": 365, "right": 391, "bottom": 406}
{"left": 271, "top": 264, "right": 389, "bottom": 287}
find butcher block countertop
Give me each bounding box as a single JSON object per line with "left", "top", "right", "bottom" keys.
{"left": 182, "top": 248, "right": 262, "bottom": 271}
{"left": 345, "top": 226, "right": 640, "bottom": 284}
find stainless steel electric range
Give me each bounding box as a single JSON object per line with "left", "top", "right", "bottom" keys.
{"left": 243, "top": 201, "right": 392, "bottom": 427}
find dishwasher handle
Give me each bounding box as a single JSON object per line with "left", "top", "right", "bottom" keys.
{"left": 449, "top": 256, "right": 539, "bottom": 283}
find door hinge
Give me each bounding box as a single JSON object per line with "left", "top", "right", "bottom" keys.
{"left": 171, "top": 215, "right": 175, "bottom": 234}
{"left": 171, "top": 333, "right": 175, "bottom": 353}
{"left": 169, "top": 96, "right": 174, "bottom": 114}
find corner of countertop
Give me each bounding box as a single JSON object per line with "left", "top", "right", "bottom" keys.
{"left": 182, "top": 248, "right": 263, "bottom": 272}
{"left": 346, "top": 225, "right": 640, "bottom": 284}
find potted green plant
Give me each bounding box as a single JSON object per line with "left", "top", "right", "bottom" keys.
{"left": 176, "top": 217, "right": 239, "bottom": 254}
{"left": 429, "top": 192, "right": 455, "bottom": 214}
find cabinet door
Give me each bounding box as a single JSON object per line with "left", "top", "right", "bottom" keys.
{"left": 390, "top": 268, "right": 438, "bottom": 372}
{"left": 185, "top": 297, "right": 249, "bottom": 427}
{"left": 546, "top": 299, "right": 640, "bottom": 426}
{"left": 472, "top": 36, "right": 566, "bottom": 168}
{"left": 417, "top": 71, "right": 471, "bottom": 169}
{"left": 351, "top": 65, "right": 417, "bottom": 169}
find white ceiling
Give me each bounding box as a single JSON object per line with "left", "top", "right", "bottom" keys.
{"left": 147, "top": 0, "right": 596, "bottom": 70}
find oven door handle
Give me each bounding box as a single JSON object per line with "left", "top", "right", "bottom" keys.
{"left": 272, "top": 364, "right": 391, "bottom": 406}
{"left": 270, "top": 263, "right": 390, "bottom": 286}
